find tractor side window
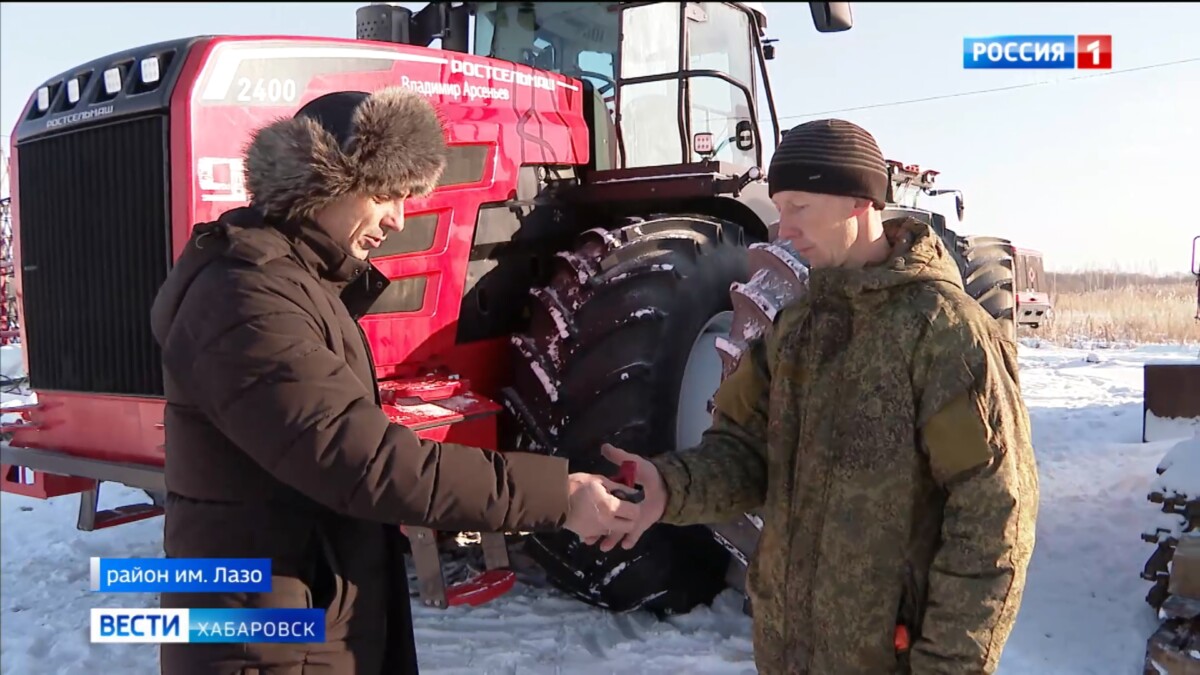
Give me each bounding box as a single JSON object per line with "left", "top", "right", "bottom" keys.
{"left": 686, "top": 2, "right": 756, "bottom": 167}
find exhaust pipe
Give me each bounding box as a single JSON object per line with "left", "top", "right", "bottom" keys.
{"left": 356, "top": 3, "right": 414, "bottom": 44}
{"left": 355, "top": 3, "right": 469, "bottom": 51}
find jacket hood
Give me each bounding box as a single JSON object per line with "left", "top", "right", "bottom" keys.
{"left": 150, "top": 209, "right": 264, "bottom": 348}
{"left": 808, "top": 217, "right": 964, "bottom": 302}
{"left": 149, "top": 208, "right": 380, "bottom": 349}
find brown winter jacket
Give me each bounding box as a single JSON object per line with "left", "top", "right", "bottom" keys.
{"left": 650, "top": 218, "right": 1040, "bottom": 674}
{"left": 149, "top": 206, "right": 571, "bottom": 674}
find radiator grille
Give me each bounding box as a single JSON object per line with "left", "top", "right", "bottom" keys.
{"left": 17, "top": 116, "right": 170, "bottom": 396}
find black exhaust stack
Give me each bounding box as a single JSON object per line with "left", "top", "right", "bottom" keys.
{"left": 356, "top": 4, "right": 414, "bottom": 44}
{"left": 355, "top": 3, "right": 470, "bottom": 52}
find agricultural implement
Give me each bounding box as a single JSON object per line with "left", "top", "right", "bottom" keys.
{"left": 1, "top": 149, "right": 17, "bottom": 348}
{"left": 2, "top": 0, "right": 1022, "bottom": 618}
{"left": 1142, "top": 451, "right": 1200, "bottom": 675}
{"left": 1139, "top": 235, "right": 1200, "bottom": 674}
{"left": 1, "top": 193, "right": 17, "bottom": 347}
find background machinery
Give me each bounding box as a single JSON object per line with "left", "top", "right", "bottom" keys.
{"left": 1013, "top": 246, "right": 1051, "bottom": 329}
{"left": 1142, "top": 439, "right": 1200, "bottom": 675}
{"left": 1, "top": 149, "right": 17, "bottom": 348}
{"left": 1138, "top": 235, "right": 1200, "bottom": 675}
{"left": 1, "top": 0, "right": 1021, "bottom": 617}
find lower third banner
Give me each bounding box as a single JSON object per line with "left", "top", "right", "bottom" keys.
{"left": 90, "top": 608, "right": 326, "bottom": 643}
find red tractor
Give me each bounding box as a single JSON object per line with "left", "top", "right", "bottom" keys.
{"left": 1, "top": 1, "right": 1016, "bottom": 617}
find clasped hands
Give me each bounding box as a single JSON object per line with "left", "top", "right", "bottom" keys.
{"left": 563, "top": 444, "right": 667, "bottom": 552}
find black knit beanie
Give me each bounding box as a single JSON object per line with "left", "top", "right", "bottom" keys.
{"left": 767, "top": 119, "right": 889, "bottom": 209}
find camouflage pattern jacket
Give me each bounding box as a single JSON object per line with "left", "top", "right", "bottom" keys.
{"left": 650, "top": 218, "right": 1039, "bottom": 674}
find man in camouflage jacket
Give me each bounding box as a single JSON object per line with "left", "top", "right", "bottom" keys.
{"left": 599, "top": 119, "right": 1040, "bottom": 674}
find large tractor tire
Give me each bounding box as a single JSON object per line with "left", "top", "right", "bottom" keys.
{"left": 500, "top": 214, "right": 754, "bottom": 615}
{"left": 882, "top": 208, "right": 1017, "bottom": 339}
{"left": 946, "top": 233, "right": 1018, "bottom": 340}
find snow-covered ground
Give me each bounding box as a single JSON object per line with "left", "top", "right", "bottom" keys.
{"left": 2, "top": 340, "right": 1199, "bottom": 674}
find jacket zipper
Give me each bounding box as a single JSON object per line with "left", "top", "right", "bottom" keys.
{"left": 783, "top": 308, "right": 814, "bottom": 664}
{"left": 352, "top": 271, "right": 382, "bottom": 406}
{"left": 355, "top": 321, "right": 380, "bottom": 406}
{"left": 788, "top": 305, "right": 848, "bottom": 668}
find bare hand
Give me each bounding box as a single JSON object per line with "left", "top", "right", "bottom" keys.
{"left": 563, "top": 472, "right": 642, "bottom": 541}
{"left": 590, "top": 444, "right": 667, "bottom": 552}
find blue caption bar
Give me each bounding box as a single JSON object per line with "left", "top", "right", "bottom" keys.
{"left": 90, "top": 557, "right": 272, "bottom": 593}
{"left": 190, "top": 609, "right": 324, "bottom": 643}
{"left": 91, "top": 608, "right": 325, "bottom": 643}
{"left": 963, "top": 35, "right": 1075, "bottom": 69}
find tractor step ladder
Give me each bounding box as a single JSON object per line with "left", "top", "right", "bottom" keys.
{"left": 406, "top": 526, "right": 514, "bottom": 608}
{"left": 381, "top": 375, "right": 517, "bottom": 608}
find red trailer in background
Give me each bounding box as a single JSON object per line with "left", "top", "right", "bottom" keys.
{"left": 1014, "top": 246, "right": 1052, "bottom": 328}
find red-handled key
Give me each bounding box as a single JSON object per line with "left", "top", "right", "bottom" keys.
{"left": 612, "top": 460, "right": 645, "bottom": 503}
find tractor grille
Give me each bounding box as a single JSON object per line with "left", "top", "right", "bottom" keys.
{"left": 17, "top": 115, "right": 170, "bottom": 397}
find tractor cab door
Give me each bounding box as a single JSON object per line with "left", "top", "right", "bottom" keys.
{"left": 616, "top": 1, "right": 762, "bottom": 170}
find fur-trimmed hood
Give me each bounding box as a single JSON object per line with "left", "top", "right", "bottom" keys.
{"left": 243, "top": 86, "right": 447, "bottom": 222}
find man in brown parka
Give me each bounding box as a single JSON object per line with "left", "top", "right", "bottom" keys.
{"left": 149, "top": 87, "right": 641, "bottom": 675}
{"left": 600, "top": 120, "right": 1040, "bottom": 674}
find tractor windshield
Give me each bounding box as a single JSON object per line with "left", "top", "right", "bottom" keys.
{"left": 472, "top": 2, "right": 620, "bottom": 97}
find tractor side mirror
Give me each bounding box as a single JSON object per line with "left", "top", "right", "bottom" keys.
{"left": 410, "top": 2, "right": 469, "bottom": 50}
{"left": 762, "top": 38, "right": 778, "bottom": 61}
{"left": 955, "top": 194, "right": 965, "bottom": 221}
{"left": 1192, "top": 235, "right": 1200, "bottom": 276}
{"left": 809, "top": 3, "right": 853, "bottom": 33}
{"left": 735, "top": 121, "right": 755, "bottom": 151}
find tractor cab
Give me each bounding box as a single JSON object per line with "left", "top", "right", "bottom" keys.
{"left": 884, "top": 159, "right": 965, "bottom": 222}
{"left": 879, "top": 159, "right": 966, "bottom": 246}
{"left": 357, "top": 2, "right": 851, "bottom": 173}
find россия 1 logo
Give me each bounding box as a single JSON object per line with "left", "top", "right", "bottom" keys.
{"left": 963, "top": 35, "right": 1112, "bottom": 69}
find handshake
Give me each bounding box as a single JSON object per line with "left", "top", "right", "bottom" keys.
{"left": 563, "top": 444, "right": 666, "bottom": 552}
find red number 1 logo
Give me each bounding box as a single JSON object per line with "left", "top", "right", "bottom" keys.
{"left": 1076, "top": 35, "right": 1112, "bottom": 69}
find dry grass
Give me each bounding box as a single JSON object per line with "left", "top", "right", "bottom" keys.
{"left": 1021, "top": 272, "right": 1199, "bottom": 345}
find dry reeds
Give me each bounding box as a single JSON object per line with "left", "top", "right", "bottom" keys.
{"left": 1021, "top": 272, "right": 1199, "bottom": 345}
